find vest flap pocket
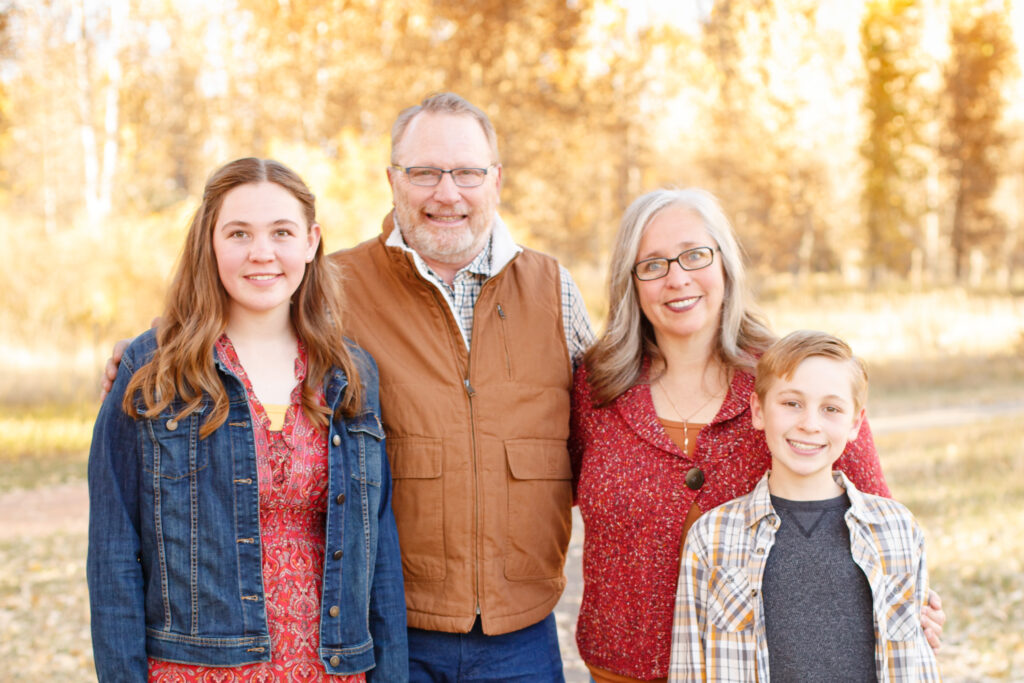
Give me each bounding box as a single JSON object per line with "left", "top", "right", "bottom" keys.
{"left": 505, "top": 439, "right": 572, "bottom": 480}
{"left": 388, "top": 437, "right": 443, "bottom": 479}
{"left": 386, "top": 436, "right": 446, "bottom": 581}
{"left": 504, "top": 439, "right": 572, "bottom": 581}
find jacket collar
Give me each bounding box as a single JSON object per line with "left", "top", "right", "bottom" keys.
{"left": 610, "top": 356, "right": 754, "bottom": 458}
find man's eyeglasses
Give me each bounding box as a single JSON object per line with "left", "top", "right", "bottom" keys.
{"left": 390, "top": 165, "right": 496, "bottom": 188}
{"left": 632, "top": 246, "right": 718, "bottom": 281}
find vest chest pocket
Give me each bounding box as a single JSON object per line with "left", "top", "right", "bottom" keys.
{"left": 503, "top": 439, "right": 573, "bottom": 581}
{"left": 142, "top": 408, "right": 207, "bottom": 480}
{"left": 387, "top": 437, "right": 446, "bottom": 581}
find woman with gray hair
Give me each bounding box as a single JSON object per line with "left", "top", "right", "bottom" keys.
{"left": 569, "top": 188, "right": 942, "bottom": 682}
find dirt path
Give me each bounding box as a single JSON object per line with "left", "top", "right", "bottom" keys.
{"left": 868, "top": 399, "right": 1024, "bottom": 435}
{"left": 0, "top": 481, "right": 89, "bottom": 540}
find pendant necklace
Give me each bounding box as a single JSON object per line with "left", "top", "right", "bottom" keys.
{"left": 657, "top": 378, "right": 723, "bottom": 453}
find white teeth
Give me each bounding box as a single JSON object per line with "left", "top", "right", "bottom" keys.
{"left": 247, "top": 275, "right": 277, "bottom": 280}
{"left": 787, "top": 439, "right": 824, "bottom": 451}
{"left": 665, "top": 297, "right": 699, "bottom": 310}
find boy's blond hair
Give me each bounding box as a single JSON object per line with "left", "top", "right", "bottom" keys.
{"left": 754, "top": 330, "right": 868, "bottom": 412}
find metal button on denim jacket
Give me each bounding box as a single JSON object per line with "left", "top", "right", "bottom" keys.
{"left": 87, "top": 329, "right": 408, "bottom": 682}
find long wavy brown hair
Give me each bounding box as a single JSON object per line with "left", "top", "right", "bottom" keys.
{"left": 123, "top": 157, "right": 363, "bottom": 437}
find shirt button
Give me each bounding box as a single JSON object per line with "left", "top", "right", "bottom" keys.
{"left": 685, "top": 467, "right": 704, "bottom": 490}
{"left": 166, "top": 419, "right": 178, "bottom": 431}
{"left": 329, "top": 655, "right": 341, "bottom": 666}
{"left": 332, "top": 434, "right": 341, "bottom": 446}
{"left": 329, "top": 606, "right": 340, "bottom": 617}
{"left": 336, "top": 493, "right": 346, "bottom": 504}
{"left": 333, "top": 549, "right": 343, "bottom": 560}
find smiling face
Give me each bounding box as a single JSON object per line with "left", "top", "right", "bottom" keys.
{"left": 751, "top": 355, "right": 866, "bottom": 500}
{"left": 388, "top": 111, "right": 501, "bottom": 274}
{"left": 634, "top": 204, "right": 725, "bottom": 352}
{"left": 212, "top": 181, "right": 320, "bottom": 326}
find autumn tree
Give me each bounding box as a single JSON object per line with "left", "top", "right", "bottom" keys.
{"left": 696, "top": 0, "right": 861, "bottom": 283}
{"left": 859, "top": 0, "right": 929, "bottom": 282}
{"left": 941, "top": 0, "right": 1014, "bottom": 282}
{"left": 0, "top": 4, "right": 11, "bottom": 197}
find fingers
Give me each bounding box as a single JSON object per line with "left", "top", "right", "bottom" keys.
{"left": 921, "top": 591, "right": 946, "bottom": 653}
{"left": 922, "top": 615, "right": 942, "bottom": 652}
{"left": 928, "top": 589, "right": 944, "bottom": 617}
{"left": 99, "top": 339, "right": 132, "bottom": 402}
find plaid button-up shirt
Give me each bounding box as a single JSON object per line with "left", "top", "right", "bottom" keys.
{"left": 669, "top": 471, "right": 941, "bottom": 682}
{"left": 386, "top": 214, "right": 594, "bottom": 365}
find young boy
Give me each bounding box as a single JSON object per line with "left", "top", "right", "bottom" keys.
{"left": 668, "top": 330, "right": 941, "bottom": 682}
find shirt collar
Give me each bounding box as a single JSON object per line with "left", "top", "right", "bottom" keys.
{"left": 742, "top": 472, "right": 776, "bottom": 528}
{"left": 385, "top": 211, "right": 522, "bottom": 280}
{"left": 743, "top": 469, "right": 883, "bottom": 528}
{"left": 835, "top": 470, "right": 885, "bottom": 525}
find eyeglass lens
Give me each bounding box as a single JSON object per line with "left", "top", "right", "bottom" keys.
{"left": 634, "top": 247, "right": 714, "bottom": 280}
{"left": 404, "top": 167, "right": 488, "bottom": 187}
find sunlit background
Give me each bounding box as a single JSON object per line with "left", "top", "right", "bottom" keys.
{"left": 0, "top": 1, "right": 1022, "bottom": 680}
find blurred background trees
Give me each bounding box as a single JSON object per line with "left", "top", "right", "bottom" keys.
{"left": 1, "top": 0, "right": 1023, "bottom": 347}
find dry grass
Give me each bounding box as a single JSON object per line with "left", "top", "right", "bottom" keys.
{"left": 0, "top": 533, "right": 93, "bottom": 681}
{"left": 0, "top": 402, "right": 95, "bottom": 494}
{"left": 879, "top": 416, "right": 1024, "bottom": 681}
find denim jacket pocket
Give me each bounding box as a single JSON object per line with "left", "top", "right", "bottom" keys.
{"left": 707, "top": 565, "right": 757, "bottom": 633}
{"left": 141, "top": 404, "right": 207, "bottom": 480}
{"left": 345, "top": 410, "right": 385, "bottom": 487}
{"left": 503, "top": 439, "right": 572, "bottom": 581}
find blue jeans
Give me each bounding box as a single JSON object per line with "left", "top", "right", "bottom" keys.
{"left": 408, "top": 612, "right": 565, "bottom": 682}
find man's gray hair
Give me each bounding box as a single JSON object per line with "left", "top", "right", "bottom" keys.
{"left": 390, "top": 92, "right": 500, "bottom": 164}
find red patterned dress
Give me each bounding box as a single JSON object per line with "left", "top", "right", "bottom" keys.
{"left": 149, "top": 336, "right": 366, "bottom": 682}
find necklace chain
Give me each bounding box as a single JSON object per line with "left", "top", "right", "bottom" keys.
{"left": 657, "top": 378, "right": 723, "bottom": 453}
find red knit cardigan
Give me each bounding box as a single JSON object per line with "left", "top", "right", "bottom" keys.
{"left": 569, "top": 361, "right": 890, "bottom": 680}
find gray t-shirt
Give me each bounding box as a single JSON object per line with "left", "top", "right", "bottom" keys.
{"left": 763, "top": 492, "right": 877, "bottom": 682}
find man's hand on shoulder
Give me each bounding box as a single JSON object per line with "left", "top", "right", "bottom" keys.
{"left": 99, "top": 339, "right": 131, "bottom": 401}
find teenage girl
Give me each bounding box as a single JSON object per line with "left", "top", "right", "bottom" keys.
{"left": 87, "top": 158, "right": 407, "bottom": 681}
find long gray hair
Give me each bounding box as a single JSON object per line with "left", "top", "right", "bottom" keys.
{"left": 584, "top": 188, "right": 775, "bottom": 405}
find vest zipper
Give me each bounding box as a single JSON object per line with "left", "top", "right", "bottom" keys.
{"left": 496, "top": 303, "right": 513, "bottom": 380}
{"left": 465, "top": 371, "right": 482, "bottom": 617}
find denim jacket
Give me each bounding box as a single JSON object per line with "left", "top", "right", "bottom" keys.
{"left": 87, "top": 329, "right": 408, "bottom": 682}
